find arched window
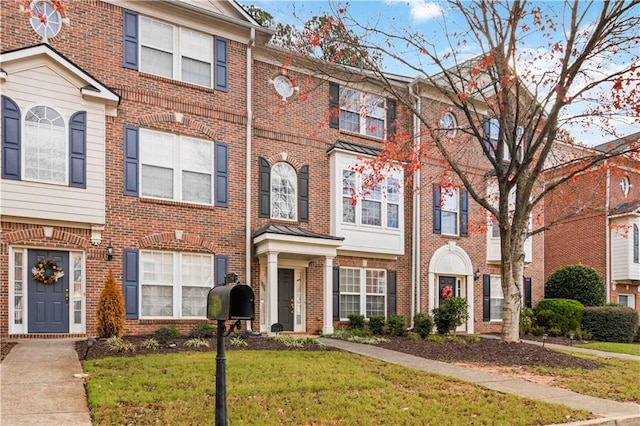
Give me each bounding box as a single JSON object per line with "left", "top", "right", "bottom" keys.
{"left": 24, "top": 106, "right": 66, "bottom": 184}
{"left": 270, "top": 162, "right": 297, "bottom": 220}
{"left": 634, "top": 224, "right": 639, "bottom": 263}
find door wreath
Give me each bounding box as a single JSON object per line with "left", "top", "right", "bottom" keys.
{"left": 32, "top": 258, "right": 65, "bottom": 284}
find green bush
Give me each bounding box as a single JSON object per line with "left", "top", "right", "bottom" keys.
{"left": 534, "top": 299, "right": 584, "bottom": 335}
{"left": 635, "top": 326, "right": 640, "bottom": 343}
{"left": 368, "top": 315, "right": 385, "bottom": 335}
{"left": 387, "top": 314, "right": 406, "bottom": 336}
{"left": 413, "top": 313, "right": 434, "bottom": 338}
{"left": 432, "top": 296, "right": 468, "bottom": 334}
{"left": 154, "top": 325, "right": 180, "bottom": 344}
{"left": 347, "top": 313, "right": 365, "bottom": 330}
{"left": 519, "top": 307, "right": 535, "bottom": 335}
{"left": 95, "top": 271, "right": 125, "bottom": 338}
{"left": 189, "top": 322, "right": 216, "bottom": 339}
{"left": 544, "top": 265, "right": 606, "bottom": 306}
{"left": 407, "top": 332, "right": 420, "bottom": 341}
{"left": 582, "top": 306, "right": 639, "bottom": 343}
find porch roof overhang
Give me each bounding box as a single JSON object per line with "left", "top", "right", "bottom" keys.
{"left": 609, "top": 200, "right": 640, "bottom": 219}
{"left": 252, "top": 224, "right": 344, "bottom": 260}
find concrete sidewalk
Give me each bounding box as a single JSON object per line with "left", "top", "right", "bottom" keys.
{"left": 319, "top": 337, "right": 640, "bottom": 426}
{"left": 0, "top": 339, "right": 92, "bottom": 426}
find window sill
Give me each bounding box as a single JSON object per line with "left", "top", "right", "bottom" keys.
{"left": 140, "top": 197, "right": 216, "bottom": 210}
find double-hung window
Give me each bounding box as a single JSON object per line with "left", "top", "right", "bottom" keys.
{"left": 634, "top": 224, "right": 639, "bottom": 263}
{"left": 342, "top": 170, "right": 400, "bottom": 229}
{"left": 140, "top": 17, "right": 212, "bottom": 87}
{"left": 140, "top": 251, "right": 213, "bottom": 318}
{"left": 339, "top": 88, "right": 385, "bottom": 139}
{"left": 23, "top": 106, "right": 66, "bottom": 184}
{"left": 339, "top": 267, "right": 386, "bottom": 319}
{"left": 270, "top": 162, "right": 297, "bottom": 220}
{"left": 618, "top": 294, "right": 635, "bottom": 309}
{"left": 489, "top": 275, "right": 503, "bottom": 321}
{"left": 484, "top": 118, "right": 524, "bottom": 161}
{"left": 140, "top": 129, "right": 213, "bottom": 204}
{"left": 441, "top": 187, "right": 459, "bottom": 235}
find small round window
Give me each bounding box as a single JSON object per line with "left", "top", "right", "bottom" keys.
{"left": 29, "top": 1, "right": 62, "bottom": 40}
{"left": 441, "top": 112, "right": 457, "bottom": 138}
{"left": 621, "top": 177, "right": 630, "bottom": 197}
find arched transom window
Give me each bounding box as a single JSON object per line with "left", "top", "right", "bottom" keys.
{"left": 24, "top": 106, "right": 66, "bottom": 184}
{"left": 270, "top": 162, "right": 297, "bottom": 220}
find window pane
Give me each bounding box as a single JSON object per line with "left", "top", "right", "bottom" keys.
{"left": 339, "top": 294, "right": 360, "bottom": 318}
{"left": 343, "top": 197, "right": 356, "bottom": 223}
{"left": 141, "top": 18, "right": 173, "bottom": 51}
{"left": 339, "top": 268, "right": 360, "bottom": 293}
{"left": 387, "top": 177, "right": 400, "bottom": 203}
{"left": 181, "top": 254, "right": 213, "bottom": 287}
{"left": 366, "top": 295, "right": 385, "bottom": 317}
{"left": 141, "top": 130, "right": 175, "bottom": 167}
{"left": 182, "top": 286, "right": 209, "bottom": 317}
{"left": 441, "top": 211, "right": 458, "bottom": 234}
{"left": 182, "top": 57, "right": 211, "bottom": 86}
{"left": 339, "top": 88, "right": 359, "bottom": 112}
{"left": 182, "top": 171, "right": 211, "bottom": 203}
{"left": 365, "top": 116, "right": 384, "bottom": 138}
{"left": 387, "top": 204, "right": 399, "bottom": 228}
{"left": 342, "top": 170, "right": 356, "bottom": 197}
{"left": 141, "top": 285, "right": 173, "bottom": 317}
{"left": 362, "top": 200, "right": 381, "bottom": 226}
{"left": 23, "top": 106, "right": 65, "bottom": 184}
{"left": 142, "top": 165, "right": 174, "bottom": 199}
{"left": 142, "top": 252, "right": 174, "bottom": 283}
{"left": 141, "top": 47, "right": 173, "bottom": 78}
{"left": 180, "top": 28, "right": 212, "bottom": 62}
{"left": 490, "top": 276, "right": 503, "bottom": 321}
{"left": 340, "top": 110, "right": 359, "bottom": 133}
{"left": 365, "top": 95, "right": 385, "bottom": 119}
{"left": 270, "top": 163, "right": 296, "bottom": 220}
{"left": 366, "top": 270, "right": 385, "bottom": 294}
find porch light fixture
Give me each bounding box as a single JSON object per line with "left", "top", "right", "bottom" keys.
{"left": 106, "top": 242, "right": 114, "bottom": 261}
{"left": 474, "top": 268, "right": 481, "bottom": 280}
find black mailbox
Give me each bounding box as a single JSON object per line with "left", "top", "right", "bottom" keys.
{"left": 207, "top": 284, "right": 255, "bottom": 321}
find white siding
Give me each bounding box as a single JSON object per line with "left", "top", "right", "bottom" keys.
{"left": 611, "top": 217, "right": 640, "bottom": 281}
{"left": 0, "top": 61, "right": 106, "bottom": 225}
{"left": 486, "top": 233, "right": 532, "bottom": 264}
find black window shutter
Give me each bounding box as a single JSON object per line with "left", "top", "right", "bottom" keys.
{"left": 433, "top": 184, "right": 441, "bottom": 234}
{"left": 298, "top": 165, "right": 309, "bottom": 222}
{"left": 123, "top": 125, "right": 139, "bottom": 196}
{"left": 460, "top": 189, "right": 468, "bottom": 237}
{"left": 214, "top": 142, "right": 228, "bottom": 207}
{"left": 123, "top": 9, "right": 139, "bottom": 70}
{"left": 123, "top": 249, "right": 139, "bottom": 319}
{"left": 332, "top": 266, "right": 340, "bottom": 320}
{"left": 215, "top": 255, "right": 228, "bottom": 287}
{"left": 1, "top": 95, "right": 21, "bottom": 180}
{"left": 214, "top": 37, "right": 228, "bottom": 92}
{"left": 69, "top": 111, "right": 87, "bottom": 188}
{"left": 387, "top": 270, "right": 397, "bottom": 316}
{"left": 482, "top": 274, "right": 491, "bottom": 321}
{"left": 386, "top": 98, "right": 397, "bottom": 141}
{"left": 482, "top": 116, "right": 491, "bottom": 153}
{"left": 524, "top": 277, "right": 532, "bottom": 309}
{"left": 634, "top": 224, "right": 639, "bottom": 263}
{"left": 258, "top": 157, "right": 270, "bottom": 218}
{"left": 329, "top": 82, "right": 340, "bottom": 129}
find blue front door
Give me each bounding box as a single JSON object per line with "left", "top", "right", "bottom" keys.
{"left": 28, "top": 250, "right": 69, "bottom": 333}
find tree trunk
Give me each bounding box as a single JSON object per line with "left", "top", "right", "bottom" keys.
{"left": 500, "top": 218, "right": 527, "bottom": 343}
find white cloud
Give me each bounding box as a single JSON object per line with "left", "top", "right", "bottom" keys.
{"left": 386, "top": 0, "right": 442, "bottom": 23}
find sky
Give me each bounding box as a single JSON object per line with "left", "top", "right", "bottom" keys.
{"left": 242, "top": 0, "right": 639, "bottom": 146}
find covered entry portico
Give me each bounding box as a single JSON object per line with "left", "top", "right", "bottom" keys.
{"left": 253, "top": 224, "right": 343, "bottom": 335}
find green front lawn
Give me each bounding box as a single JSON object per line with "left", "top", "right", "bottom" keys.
{"left": 575, "top": 342, "right": 640, "bottom": 356}
{"left": 83, "top": 351, "right": 590, "bottom": 425}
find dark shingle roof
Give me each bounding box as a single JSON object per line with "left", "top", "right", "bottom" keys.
{"left": 610, "top": 200, "right": 640, "bottom": 216}
{"left": 326, "top": 140, "right": 380, "bottom": 157}
{"left": 252, "top": 224, "right": 344, "bottom": 241}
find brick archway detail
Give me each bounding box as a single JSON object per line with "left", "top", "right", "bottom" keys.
{"left": 4, "top": 227, "right": 91, "bottom": 249}
{"left": 266, "top": 152, "right": 303, "bottom": 171}
{"left": 137, "top": 112, "right": 217, "bottom": 139}
{"left": 137, "top": 232, "right": 216, "bottom": 252}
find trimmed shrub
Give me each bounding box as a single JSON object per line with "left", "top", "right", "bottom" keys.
{"left": 544, "top": 265, "right": 606, "bottom": 307}
{"left": 533, "top": 298, "right": 584, "bottom": 335}
{"left": 582, "top": 306, "right": 639, "bottom": 343}
{"left": 95, "top": 271, "right": 125, "bottom": 338}
{"left": 347, "top": 313, "right": 365, "bottom": 330}
{"left": 154, "top": 325, "right": 180, "bottom": 344}
{"left": 432, "top": 296, "right": 468, "bottom": 335}
{"left": 519, "top": 307, "right": 535, "bottom": 335}
{"left": 368, "top": 315, "right": 385, "bottom": 335}
{"left": 387, "top": 314, "right": 406, "bottom": 336}
{"left": 189, "top": 322, "right": 216, "bottom": 339}
{"left": 413, "top": 313, "right": 434, "bottom": 338}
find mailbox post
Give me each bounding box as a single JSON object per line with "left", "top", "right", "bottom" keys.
{"left": 207, "top": 274, "right": 255, "bottom": 426}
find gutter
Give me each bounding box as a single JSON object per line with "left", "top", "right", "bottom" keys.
{"left": 408, "top": 79, "right": 421, "bottom": 327}
{"left": 245, "top": 27, "right": 255, "bottom": 330}
{"left": 605, "top": 163, "right": 611, "bottom": 303}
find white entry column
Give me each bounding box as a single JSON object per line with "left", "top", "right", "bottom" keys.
{"left": 323, "top": 256, "right": 334, "bottom": 335}
{"left": 267, "top": 251, "right": 279, "bottom": 336}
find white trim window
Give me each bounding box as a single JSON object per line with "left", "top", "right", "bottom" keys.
{"left": 140, "top": 129, "right": 213, "bottom": 204}
{"left": 140, "top": 17, "right": 212, "bottom": 87}
{"left": 340, "top": 88, "right": 385, "bottom": 139}
{"left": 342, "top": 170, "right": 401, "bottom": 229}
{"left": 485, "top": 118, "right": 523, "bottom": 161}
{"left": 441, "top": 187, "right": 459, "bottom": 235}
{"left": 490, "top": 275, "right": 504, "bottom": 321}
{"left": 339, "top": 267, "right": 386, "bottom": 319}
{"left": 618, "top": 294, "right": 636, "bottom": 309}
{"left": 23, "top": 106, "right": 66, "bottom": 184}
{"left": 270, "top": 162, "right": 297, "bottom": 220}
{"left": 140, "top": 251, "right": 213, "bottom": 318}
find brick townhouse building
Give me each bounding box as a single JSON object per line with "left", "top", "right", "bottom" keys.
{"left": 1, "top": 0, "right": 544, "bottom": 338}
{"left": 545, "top": 133, "right": 640, "bottom": 315}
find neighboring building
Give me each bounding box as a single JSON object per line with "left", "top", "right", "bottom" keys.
{"left": 1, "top": 0, "right": 546, "bottom": 338}
{"left": 544, "top": 133, "right": 640, "bottom": 314}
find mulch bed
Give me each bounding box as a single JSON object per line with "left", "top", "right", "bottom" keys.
{"left": 72, "top": 333, "right": 603, "bottom": 370}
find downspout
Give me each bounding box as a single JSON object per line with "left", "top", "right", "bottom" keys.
{"left": 245, "top": 28, "right": 255, "bottom": 331}
{"left": 409, "top": 80, "right": 421, "bottom": 327}
{"left": 605, "top": 163, "right": 611, "bottom": 303}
